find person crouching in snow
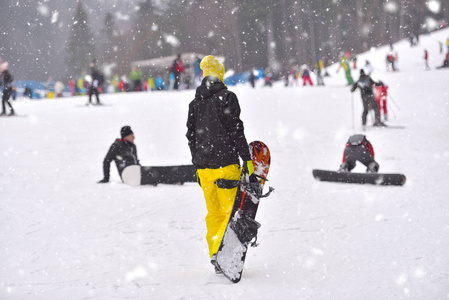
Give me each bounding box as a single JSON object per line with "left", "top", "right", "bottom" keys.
{"left": 338, "top": 134, "right": 379, "bottom": 173}
{"left": 186, "top": 55, "right": 257, "bottom": 273}
{"left": 98, "top": 126, "right": 139, "bottom": 183}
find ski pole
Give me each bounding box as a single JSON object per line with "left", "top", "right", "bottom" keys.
{"left": 351, "top": 92, "right": 355, "bottom": 130}
{"left": 388, "top": 93, "right": 401, "bottom": 111}
{"left": 387, "top": 102, "right": 397, "bottom": 119}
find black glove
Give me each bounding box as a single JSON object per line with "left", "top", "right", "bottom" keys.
{"left": 98, "top": 178, "right": 109, "bottom": 183}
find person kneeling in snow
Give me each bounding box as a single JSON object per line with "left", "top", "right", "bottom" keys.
{"left": 338, "top": 134, "right": 379, "bottom": 173}
{"left": 98, "top": 126, "right": 139, "bottom": 183}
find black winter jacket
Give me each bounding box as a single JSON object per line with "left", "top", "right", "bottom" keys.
{"left": 186, "top": 76, "right": 251, "bottom": 169}
{"left": 0, "top": 70, "right": 14, "bottom": 89}
{"left": 103, "top": 139, "right": 139, "bottom": 180}
{"left": 351, "top": 74, "right": 381, "bottom": 96}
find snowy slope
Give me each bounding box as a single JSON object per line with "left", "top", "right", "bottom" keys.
{"left": 1, "top": 28, "right": 448, "bottom": 299}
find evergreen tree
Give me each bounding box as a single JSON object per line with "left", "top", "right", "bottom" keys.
{"left": 99, "top": 12, "right": 118, "bottom": 63}
{"left": 66, "top": 1, "right": 95, "bottom": 77}
{"left": 155, "top": 0, "right": 188, "bottom": 57}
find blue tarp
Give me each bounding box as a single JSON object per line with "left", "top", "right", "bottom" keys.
{"left": 13, "top": 80, "right": 47, "bottom": 99}
{"left": 224, "top": 68, "right": 265, "bottom": 86}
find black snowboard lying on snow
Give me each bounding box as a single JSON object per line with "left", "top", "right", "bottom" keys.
{"left": 121, "top": 165, "right": 196, "bottom": 186}
{"left": 312, "top": 169, "right": 406, "bottom": 186}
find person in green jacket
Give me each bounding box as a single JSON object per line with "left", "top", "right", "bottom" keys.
{"left": 337, "top": 55, "right": 354, "bottom": 85}
{"left": 129, "top": 66, "right": 142, "bottom": 91}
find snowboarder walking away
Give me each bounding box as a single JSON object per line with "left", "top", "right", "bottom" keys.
{"left": 170, "top": 54, "right": 185, "bottom": 90}
{"left": 186, "top": 55, "right": 257, "bottom": 273}
{"left": 88, "top": 60, "right": 102, "bottom": 105}
{"left": 98, "top": 126, "right": 139, "bottom": 183}
{"left": 338, "top": 134, "right": 379, "bottom": 173}
{"left": 351, "top": 69, "right": 384, "bottom": 128}
{"left": 0, "top": 62, "right": 15, "bottom": 116}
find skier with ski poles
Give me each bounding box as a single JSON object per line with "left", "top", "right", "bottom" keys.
{"left": 351, "top": 69, "right": 385, "bottom": 128}
{"left": 186, "top": 55, "right": 258, "bottom": 274}
{"left": 88, "top": 59, "right": 102, "bottom": 105}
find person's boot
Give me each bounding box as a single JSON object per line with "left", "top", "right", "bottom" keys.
{"left": 338, "top": 162, "right": 349, "bottom": 172}
{"left": 367, "top": 162, "right": 379, "bottom": 173}
{"left": 373, "top": 121, "right": 386, "bottom": 127}
{"left": 210, "top": 254, "right": 222, "bottom": 274}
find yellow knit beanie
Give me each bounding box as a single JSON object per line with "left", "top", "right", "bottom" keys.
{"left": 200, "top": 55, "right": 225, "bottom": 83}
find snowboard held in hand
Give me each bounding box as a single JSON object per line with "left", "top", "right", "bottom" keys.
{"left": 121, "top": 164, "right": 196, "bottom": 186}
{"left": 312, "top": 169, "right": 406, "bottom": 186}
{"left": 213, "top": 141, "right": 273, "bottom": 283}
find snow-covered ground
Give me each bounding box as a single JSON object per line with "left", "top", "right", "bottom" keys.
{"left": 1, "top": 28, "right": 448, "bottom": 299}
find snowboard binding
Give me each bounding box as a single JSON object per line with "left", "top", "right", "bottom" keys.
{"left": 214, "top": 176, "right": 274, "bottom": 199}
{"left": 230, "top": 211, "right": 261, "bottom": 247}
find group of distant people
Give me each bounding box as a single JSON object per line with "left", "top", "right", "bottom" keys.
{"left": 79, "top": 54, "right": 189, "bottom": 103}
{"left": 285, "top": 56, "right": 328, "bottom": 87}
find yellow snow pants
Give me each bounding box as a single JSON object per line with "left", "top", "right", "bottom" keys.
{"left": 197, "top": 164, "right": 241, "bottom": 258}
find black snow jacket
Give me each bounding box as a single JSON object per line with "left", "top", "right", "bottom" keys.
{"left": 0, "top": 70, "right": 14, "bottom": 89}
{"left": 102, "top": 139, "right": 139, "bottom": 180}
{"left": 91, "top": 66, "right": 102, "bottom": 86}
{"left": 351, "top": 74, "right": 381, "bottom": 96}
{"left": 186, "top": 76, "right": 251, "bottom": 169}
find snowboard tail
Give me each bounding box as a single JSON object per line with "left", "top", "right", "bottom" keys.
{"left": 141, "top": 165, "right": 196, "bottom": 185}
{"left": 313, "top": 169, "right": 406, "bottom": 186}
{"left": 121, "top": 165, "right": 196, "bottom": 186}
{"left": 215, "top": 141, "right": 273, "bottom": 283}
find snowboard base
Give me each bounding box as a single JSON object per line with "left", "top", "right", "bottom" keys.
{"left": 214, "top": 141, "right": 272, "bottom": 283}
{"left": 122, "top": 165, "right": 197, "bottom": 186}
{"left": 121, "top": 165, "right": 141, "bottom": 186}
{"left": 313, "top": 169, "right": 406, "bottom": 186}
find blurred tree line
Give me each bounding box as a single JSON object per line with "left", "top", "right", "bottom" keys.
{"left": 64, "top": 0, "right": 449, "bottom": 77}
